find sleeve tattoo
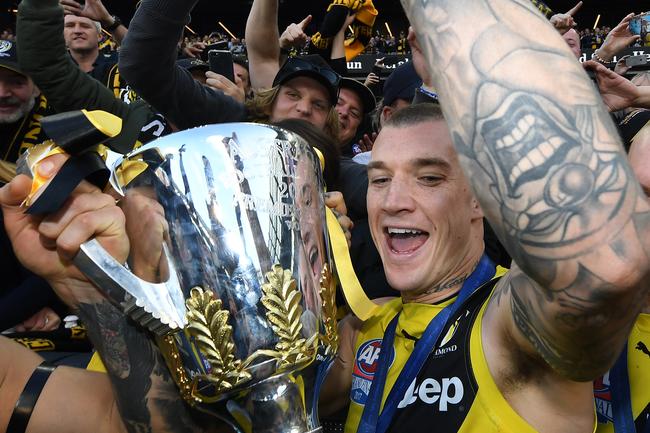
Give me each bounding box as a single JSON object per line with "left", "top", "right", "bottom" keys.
{"left": 401, "top": 0, "right": 650, "bottom": 379}
{"left": 78, "top": 301, "right": 202, "bottom": 433}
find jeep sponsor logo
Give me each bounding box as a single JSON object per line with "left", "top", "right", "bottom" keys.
{"left": 398, "top": 376, "right": 464, "bottom": 411}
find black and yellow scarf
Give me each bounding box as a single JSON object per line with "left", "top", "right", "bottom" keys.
{"left": 1, "top": 94, "right": 54, "bottom": 163}
{"left": 310, "top": 0, "right": 378, "bottom": 61}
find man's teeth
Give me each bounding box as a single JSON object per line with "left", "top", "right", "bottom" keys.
{"left": 495, "top": 114, "right": 535, "bottom": 149}
{"left": 387, "top": 228, "right": 424, "bottom": 235}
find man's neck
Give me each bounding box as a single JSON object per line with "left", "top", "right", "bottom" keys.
{"left": 70, "top": 49, "right": 99, "bottom": 73}
{"left": 402, "top": 246, "right": 485, "bottom": 305}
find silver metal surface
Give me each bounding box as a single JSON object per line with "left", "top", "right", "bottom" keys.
{"left": 74, "top": 123, "right": 336, "bottom": 432}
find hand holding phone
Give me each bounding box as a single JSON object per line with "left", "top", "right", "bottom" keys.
{"left": 630, "top": 12, "right": 650, "bottom": 37}
{"left": 201, "top": 41, "right": 229, "bottom": 60}
{"left": 626, "top": 55, "right": 648, "bottom": 68}
{"left": 208, "top": 50, "right": 235, "bottom": 83}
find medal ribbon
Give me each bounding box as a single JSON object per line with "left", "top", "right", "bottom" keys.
{"left": 357, "top": 254, "right": 496, "bottom": 433}
{"left": 610, "top": 343, "right": 649, "bottom": 433}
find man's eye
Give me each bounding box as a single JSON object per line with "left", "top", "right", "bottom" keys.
{"left": 370, "top": 177, "right": 389, "bottom": 185}
{"left": 419, "top": 175, "right": 442, "bottom": 184}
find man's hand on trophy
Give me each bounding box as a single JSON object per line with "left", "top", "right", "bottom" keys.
{"left": 325, "top": 191, "right": 353, "bottom": 247}
{"left": 0, "top": 154, "right": 130, "bottom": 308}
{"left": 121, "top": 188, "right": 170, "bottom": 283}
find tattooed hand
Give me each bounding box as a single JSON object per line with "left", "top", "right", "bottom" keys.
{"left": 1, "top": 156, "right": 212, "bottom": 432}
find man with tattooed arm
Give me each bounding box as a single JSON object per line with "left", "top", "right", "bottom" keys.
{"left": 1, "top": 2, "right": 649, "bottom": 433}
{"left": 320, "top": 1, "right": 650, "bottom": 432}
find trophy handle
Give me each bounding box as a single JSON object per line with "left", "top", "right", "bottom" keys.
{"left": 74, "top": 238, "right": 188, "bottom": 335}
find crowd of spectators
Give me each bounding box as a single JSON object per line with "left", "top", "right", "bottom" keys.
{"left": 0, "top": 0, "right": 649, "bottom": 431}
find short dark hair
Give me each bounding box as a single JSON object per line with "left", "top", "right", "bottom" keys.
{"left": 383, "top": 103, "right": 445, "bottom": 129}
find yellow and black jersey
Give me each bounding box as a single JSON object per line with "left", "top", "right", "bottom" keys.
{"left": 594, "top": 313, "right": 650, "bottom": 432}
{"left": 345, "top": 272, "right": 594, "bottom": 433}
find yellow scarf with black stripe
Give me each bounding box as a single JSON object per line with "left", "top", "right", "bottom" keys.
{"left": 1, "top": 94, "right": 53, "bottom": 164}
{"left": 310, "top": 0, "right": 378, "bottom": 61}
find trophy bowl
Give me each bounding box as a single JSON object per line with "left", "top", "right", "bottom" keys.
{"left": 75, "top": 123, "right": 339, "bottom": 433}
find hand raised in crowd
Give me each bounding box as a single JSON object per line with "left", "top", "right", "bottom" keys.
{"left": 363, "top": 72, "right": 380, "bottom": 87}
{"left": 597, "top": 13, "right": 642, "bottom": 61}
{"left": 614, "top": 55, "right": 632, "bottom": 76}
{"left": 14, "top": 307, "right": 61, "bottom": 332}
{"left": 59, "top": 0, "right": 111, "bottom": 24}
{"left": 583, "top": 60, "right": 641, "bottom": 111}
{"left": 325, "top": 191, "right": 353, "bottom": 248}
{"left": 205, "top": 70, "right": 246, "bottom": 104}
{"left": 549, "top": 1, "right": 583, "bottom": 35}
{"left": 0, "top": 154, "right": 129, "bottom": 308}
{"left": 183, "top": 41, "right": 207, "bottom": 59}
{"left": 357, "top": 132, "right": 378, "bottom": 153}
{"left": 279, "top": 15, "right": 312, "bottom": 50}
{"left": 343, "top": 11, "right": 357, "bottom": 29}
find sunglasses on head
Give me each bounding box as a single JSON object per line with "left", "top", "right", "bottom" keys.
{"left": 279, "top": 57, "right": 341, "bottom": 88}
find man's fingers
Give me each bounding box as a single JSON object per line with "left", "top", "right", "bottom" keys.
{"left": 299, "top": 15, "right": 312, "bottom": 30}
{"left": 59, "top": 0, "right": 81, "bottom": 7}
{"left": 0, "top": 175, "right": 32, "bottom": 208}
{"left": 566, "top": 1, "right": 583, "bottom": 16}
{"left": 324, "top": 191, "right": 348, "bottom": 216}
{"left": 56, "top": 204, "right": 127, "bottom": 262}
{"left": 43, "top": 314, "right": 61, "bottom": 331}
{"left": 39, "top": 191, "right": 116, "bottom": 241}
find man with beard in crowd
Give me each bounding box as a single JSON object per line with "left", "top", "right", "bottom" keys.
{"left": 0, "top": 40, "right": 51, "bottom": 170}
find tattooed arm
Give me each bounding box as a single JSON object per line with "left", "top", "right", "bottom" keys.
{"left": 401, "top": 0, "right": 650, "bottom": 381}
{"left": 0, "top": 156, "right": 210, "bottom": 432}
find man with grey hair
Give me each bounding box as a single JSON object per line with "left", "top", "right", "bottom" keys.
{"left": 61, "top": 0, "right": 132, "bottom": 102}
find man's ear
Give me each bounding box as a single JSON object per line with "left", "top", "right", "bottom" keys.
{"left": 471, "top": 197, "right": 484, "bottom": 220}
{"left": 31, "top": 82, "right": 41, "bottom": 99}
{"left": 380, "top": 106, "right": 393, "bottom": 125}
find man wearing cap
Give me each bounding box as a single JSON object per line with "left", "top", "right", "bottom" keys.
{"left": 338, "top": 78, "right": 376, "bottom": 154}
{"left": 0, "top": 40, "right": 52, "bottom": 166}
{"left": 245, "top": 0, "right": 377, "bottom": 151}
{"left": 378, "top": 61, "right": 422, "bottom": 126}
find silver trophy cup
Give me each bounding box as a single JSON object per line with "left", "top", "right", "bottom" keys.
{"left": 74, "top": 123, "right": 339, "bottom": 433}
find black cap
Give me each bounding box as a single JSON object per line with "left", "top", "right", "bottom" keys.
{"left": 273, "top": 55, "right": 340, "bottom": 106}
{"left": 176, "top": 58, "right": 209, "bottom": 73}
{"left": 382, "top": 61, "right": 422, "bottom": 107}
{"left": 340, "top": 78, "right": 376, "bottom": 114}
{"left": 0, "top": 39, "right": 26, "bottom": 76}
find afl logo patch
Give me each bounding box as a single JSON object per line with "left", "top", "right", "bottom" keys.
{"left": 350, "top": 338, "right": 394, "bottom": 405}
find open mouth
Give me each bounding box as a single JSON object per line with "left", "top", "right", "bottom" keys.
{"left": 385, "top": 227, "right": 429, "bottom": 254}
{"left": 481, "top": 94, "right": 577, "bottom": 195}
